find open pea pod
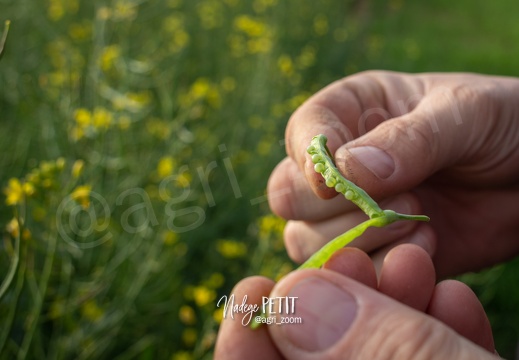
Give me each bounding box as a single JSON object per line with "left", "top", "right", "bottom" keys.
{"left": 250, "top": 134, "right": 429, "bottom": 329}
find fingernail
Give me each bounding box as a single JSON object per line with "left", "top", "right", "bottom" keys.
{"left": 348, "top": 146, "right": 395, "bottom": 179}
{"left": 284, "top": 277, "right": 357, "bottom": 352}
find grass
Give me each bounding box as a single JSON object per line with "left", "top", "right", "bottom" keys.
{"left": 0, "top": 0, "right": 518, "bottom": 358}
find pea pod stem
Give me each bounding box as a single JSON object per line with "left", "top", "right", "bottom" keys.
{"left": 298, "top": 216, "right": 387, "bottom": 269}
{"left": 299, "top": 210, "right": 428, "bottom": 270}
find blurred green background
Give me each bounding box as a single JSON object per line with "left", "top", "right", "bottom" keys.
{"left": 1, "top": 0, "right": 519, "bottom": 358}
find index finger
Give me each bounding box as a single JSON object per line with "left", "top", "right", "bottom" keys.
{"left": 285, "top": 71, "right": 420, "bottom": 197}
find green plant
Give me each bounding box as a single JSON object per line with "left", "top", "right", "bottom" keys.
{"left": 251, "top": 134, "right": 429, "bottom": 328}
{"left": 0, "top": 20, "right": 9, "bottom": 60}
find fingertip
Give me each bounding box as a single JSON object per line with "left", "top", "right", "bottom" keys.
{"left": 215, "top": 277, "right": 281, "bottom": 360}
{"left": 370, "top": 222, "right": 436, "bottom": 277}
{"left": 284, "top": 221, "right": 329, "bottom": 265}
{"left": 323, "top": 247, "right": 378, "bottom": 289}
{"left": 427, "top": 280, "right": 495, "bottom": 353}
{"left": 267, "top": 159, "right": 294, "bottom": 220}
{"left": 268, "top": 157, "right": 346, "bottom": 221}
{"left": 378, "top": 243, "right": 436, "bottom": 311}
{"left": 283, "top": 221, "right": 307, "bottom": 264}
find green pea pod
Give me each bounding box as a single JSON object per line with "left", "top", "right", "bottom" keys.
{"left": 250, "top": 134, "right": 429, "bottom": 329}
{"left": 307, "top": 134, "right": 385, "bottom": 218}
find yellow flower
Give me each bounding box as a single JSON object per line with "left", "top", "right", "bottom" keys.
{"left": 257, "top": 139, "right": 272, "bottom": 156}
{"left": 197, "top": 0, "right": 223, "bottom": 29}
{"left": 4, "top": 178, "right": 24, "bottom": 206}
{"left": 48, "top": 0, "right": 64, "bottom": 21}
{"left": 253, "top": 0, "right": 277, "bottom": 13}
{"left": 234, "top": 15, "right": 266, "bottom": 37}
{"left": 72, "top": 159, "right": 85, "bottom": 178}
{"left": 182, "top": 328, "right": 197, "bottom": 346}
{"left": 33, "top": 206, "right": 47, "bottom": 222}
{"left": 70, "top": 126, "right": 85, "bottom": 141}
{"left": 40, "top": 161, "right": 54, "bottom": 174}
{"left": 100, "top": 45, "right": 121, "bottom": 71}
{"left": 258, "top": 214, "right": 286, "bottom": 237}
{"left": 170, "top": 29, "right": 190, "bottom": 53}
{"left": 162, "top": 230, "right": 179, "bottom": 245}
{"left": 192, "top": 286, "right": 216, "bottom": 307}
{"left": 6, "top": 218, "right": 19, "bottom": 238}
{"left": 179, "top": 305, "right": 196, "bottom": 325}
{"left": 191, "top": 78, "right": 211, "bottom": 99}
{"left": 49, "top": 299, "right": 66, "bottom": 319}
{"left": 68, "top": 21, "right": 92, "bottom": 41}
{"left": 157, "top": 156, "right": 176, "bottom": 178}
{"left": 117, "top": 115, "right": 132, "bottom": 130}
{"left": 286, "top": 92, "right": 311, "bottom": 112}
{"left": 205, "top": 273, "right": 224, "bottom": 289}
{"left": 71, "top": 184, "right": 92, "bottom": 209}
{"left": 175, "top": 171, "right": 192, "bottom": 188}
{"left": 228, "top": 34, "right": 245, "bottom": 57}
{"left": 22, "top": 182, "right": 35, "bottom": 197}
{"left": 216, "top": 239, "right": 247, "bottom": 258}
{"left": 181, "top": 78, "right": 221, "bottom": 108}
{"left": 313, "top": 14, "right": 329, "bottom": 36}
{"left": 127, "top": 91, "right": 151, "bottom": 107}
{"left": 278, "top": 55, "right": 294, "bottom": 76}
{"left": 247, "top": 37, "right": 272, "bottom": 54}
{"left": 113, "top": 0, "right": 137, "bottom": 21}
{"left": 81, "top": 300, "right": 104, "bottom": 322}
{"left": 6, "top": 219, "right": 30, "bottom": 240}
{"left": 92, "top": 107, "right": 113, "bottom": 129}
{"left": 146, "top": 118, "right": 172, "bottom": 140}
{"left": 56, "top": 157, "right": 66, "bottom": 170}
{"left": 213, "top": 307, "right": 224, "bottom": 324}
{"left": 171, "top": 351, "right": 193, "bottom": 360}
{"left": 97, "top": 7, "right": 112, "bottom": 20}
{"left": 22, "top": 228, "right": 32, "bottom": 240}
{"left": 74, "top": 108, "right": 91, "bottom": 127}
{"left": 163, "top": 14, "right": 190, "bottom": 53}
{"left": 221, "top": 77, "right": 236, "bottom": 92}
{"left": 297, "top": 45, "right": 316, "bottom": 68}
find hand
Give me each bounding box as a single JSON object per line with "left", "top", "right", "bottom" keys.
{"left": 267, "top": 70, "right": 519, "bottom": 277}
{"left": 215, "top": 245, "right": 496, "bottom": 359}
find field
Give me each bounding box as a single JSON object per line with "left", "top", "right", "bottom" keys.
{"left": 1, "top": 0, "right": 519, "bottom": 358}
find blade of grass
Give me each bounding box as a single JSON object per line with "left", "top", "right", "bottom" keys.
{"left": 0, "top": 236, "right": 25, "bottom": 354}
{"left": 0, "top": 20, "right": 10, "bottom": 60}
{"left": 0, "top": 220, "right": 20, "bottom": 301}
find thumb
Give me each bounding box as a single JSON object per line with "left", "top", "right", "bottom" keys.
{"left": 268, "top": 270, "right": 496, "bottom": 360}
{"left": 334, "top": 88, "right": 477, "bottom": 199}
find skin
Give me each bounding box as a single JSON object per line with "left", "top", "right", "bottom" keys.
{"left": 216, "top": 71, "right": 518, "bottom": 358}
{"left": 215, "top": 245, "right": 496, "bottom": 359}
{"left": 267, "top": 70, "right": 519, "bottom": 277}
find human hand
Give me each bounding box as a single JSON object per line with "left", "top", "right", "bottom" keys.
{"left": 268, "top": 70, "right": 519, "bottom": 277}
{"left": 214, "top": 245, "right": 496, "bottom": 359}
